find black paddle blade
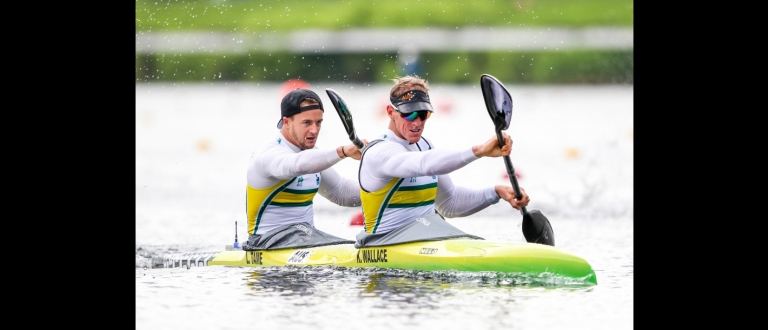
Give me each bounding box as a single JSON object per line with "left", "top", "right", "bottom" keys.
{"left": 522, "top": 210, "right": 555, "bottom": 246}
{"left": 480, "top": 74, "right": 555, "bottom": 247}
{"left": 326, "top": 88, "right": 364, "bottom": 149}
{"left": 480, "top": 74, "right": 513, "bottom": 133}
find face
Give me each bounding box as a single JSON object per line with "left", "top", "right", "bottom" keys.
{"left": 281, "top": 100, "right": 324, "bottom": 150}
{"left": 387, "top": 94, "right": 430, "bottom": 144}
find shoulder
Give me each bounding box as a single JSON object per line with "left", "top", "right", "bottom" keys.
{"left": 365, "top": 138, "right": 405, "bottom": 152}
{"left": 257, "top": 139, "right": 286, "bottom": 153}
{"left": 251, "top": 138, "right": 292, "bottom": 160}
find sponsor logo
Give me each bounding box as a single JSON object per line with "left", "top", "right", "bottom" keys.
{"left": 295, "top": 224, "right": 313, "bottom": 236}
{"left": 246, "top": 251, "right": 263, "bottom": 265}
{"left": 419, "top": 248, "right": 438, "bottom": 255}
{"left": 415, "top": 217, "right": 430, "bottom": 226}
{"left": 287, "top": 250, "right": 312, "bottom": 264}
{"left": 356, "top": 249, "right": 388, "bottom": 263}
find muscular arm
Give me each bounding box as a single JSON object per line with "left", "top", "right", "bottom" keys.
{"left": 434, "top": 174, "right": 500, "bottom": 218}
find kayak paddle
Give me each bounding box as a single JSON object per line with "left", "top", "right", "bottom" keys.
{"left": 480, "top": 73, "right": 555, "bottom": 246}
{"left": 326, "top": 88, "right": 364, "bottom": 150}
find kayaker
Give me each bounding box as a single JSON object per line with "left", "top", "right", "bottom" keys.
{"left": 354, "top": 75, "right": 530, "bottom": 248}
{"left": 243, "top": 88, "right": 367, "bottom": 250}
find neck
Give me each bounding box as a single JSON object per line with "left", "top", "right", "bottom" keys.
{"left": 387, "top": 121, "right": 405, "bottom": 140}
{"left": 280, "top": 129, "right": 302, "bottom": 149}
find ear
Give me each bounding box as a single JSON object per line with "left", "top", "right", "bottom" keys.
{"left": 386, "top": 104, "right": 394, "bottom": 117}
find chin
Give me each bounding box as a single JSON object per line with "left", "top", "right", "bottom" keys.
{"left": 406, "top": 133, "right": 422, "bottom": 143}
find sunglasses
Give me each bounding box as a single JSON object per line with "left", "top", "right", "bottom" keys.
{"left": 391, "top": 103, "right": 432, "bottom": 121}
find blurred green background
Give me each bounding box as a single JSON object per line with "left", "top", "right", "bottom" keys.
{"left": 135, "top": 0, "right": 633, "bottom": 84}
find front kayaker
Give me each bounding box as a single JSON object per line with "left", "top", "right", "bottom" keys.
{"left": 355, "top": 75, "right": 530, "bottom": 247}
{"left": 243, "top": 88, "right": 367, "bottom": 250}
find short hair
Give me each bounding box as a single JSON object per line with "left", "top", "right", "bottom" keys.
{"left": 390, "top": 75, "right": 430, "bottom": 97}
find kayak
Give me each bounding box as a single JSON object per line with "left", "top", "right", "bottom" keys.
{"left": 159, "top": 238, "right": 597, "bottom": 285}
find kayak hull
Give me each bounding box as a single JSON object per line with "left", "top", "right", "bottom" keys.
{"left": 161, "top": 239, "right": 597, "bottom": 284}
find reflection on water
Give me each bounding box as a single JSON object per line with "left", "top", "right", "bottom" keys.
{"left": 359, "top": 273, "right": 451, "bottom": 310}
{"left": 245, "top": 267, "right": 330, "bottom": 297}
{"left": 220, "top": 264, "right": 601, "bottom": 328}
{"left": 242, "top": 265, "right": 594, "bottom": 300}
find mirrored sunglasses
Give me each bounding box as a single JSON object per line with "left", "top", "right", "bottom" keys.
{"left": 391, "top": 102, "right": 432, "bottom": 121}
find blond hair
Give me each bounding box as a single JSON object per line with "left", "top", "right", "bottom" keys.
{"left": 390, "top": 75, "right": 430, "bottom": 97}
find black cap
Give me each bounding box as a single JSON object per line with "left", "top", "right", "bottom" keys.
{"left": 277, "top": 88, "right": 324, "bottom": 128}
{"left": 389, "top": 89, "right": 434, "bottom": 113}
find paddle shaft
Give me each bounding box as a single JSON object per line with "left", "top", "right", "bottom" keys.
{"left": 349, "top": 133, "right": 364, "bottom": 149}
{"left": 496, "top": 131, "right": 527, "bottom": 215}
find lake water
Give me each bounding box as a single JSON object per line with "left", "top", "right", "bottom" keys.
{"left": 135, "top": 82, "right": 633, "bottom": 329}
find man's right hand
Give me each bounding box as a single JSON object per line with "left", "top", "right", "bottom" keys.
{"left": 472, "top": 133, "right": 512, "bottom": 158}
{"left": 495, "top": 185, "right": 530, "bottom": 210}
{"left": 342, "top": 139, "right": 368, "bottom": 160}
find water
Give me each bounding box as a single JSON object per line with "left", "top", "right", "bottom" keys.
{"left": 136, "top": 82, "right": 633, "bottom": 329}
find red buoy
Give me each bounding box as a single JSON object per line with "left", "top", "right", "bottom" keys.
{"left": 350, "top": 212, "right": 364, "bottom": 226}
{"left": 279, "top": 79, "right": 310, "bottom": 97}
{"left": 501, "top": 171, "right": 523, "bottom": 180}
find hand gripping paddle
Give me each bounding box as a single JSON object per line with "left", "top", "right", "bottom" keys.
{"left": 326, "top": 88, "right": 364, "bottom": 150}
{"left": 480, "top": 74, "right": 555, "bottom": 246}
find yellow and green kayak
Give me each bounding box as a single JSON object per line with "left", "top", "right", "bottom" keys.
{"left": 161, "top": 238, "right": 597, "bottom": 284}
